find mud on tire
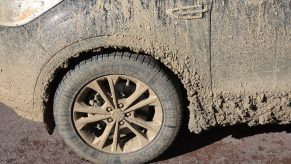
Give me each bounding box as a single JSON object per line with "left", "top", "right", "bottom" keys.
{"left": 53, "top": 52, "right": 183, "bottom": 163}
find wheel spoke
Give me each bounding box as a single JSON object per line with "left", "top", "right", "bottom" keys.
{"left": 111, "top": 122, "right": 119, "bottom": 152}
{"left": 73, "top": 75, "right": 164, "bottom": 154}
{"left": 74, "top": 103, "right": 109, "bottom": 115}
{"left": 87, "top": 80, "right": 114, "bottom": 109}
{"left": 124, "top": 96, "right": 158, "bottom": 113}
{"left": 123, "top": 82, "right": 148, "bottom": 110}
{"left": 125, "top": 117, "right": 160, "bottom": 133}
{"left": 75, "top": 115, "right": 110, "bottom": 130}
{"left": 107, "top": 76, "right": 118, "bottom": 109}
{"left": 125, "top": 121, "right": 148, "bottom": 146}
{"left": 93, "top": 121, "right": 116, "bottom": 148}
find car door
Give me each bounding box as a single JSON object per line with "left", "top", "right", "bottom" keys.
{"left": 164, "top": 0, "right": 215, "bottom": 131}
{"left": 211, "top": 0, "right": 291, "bottom": 124}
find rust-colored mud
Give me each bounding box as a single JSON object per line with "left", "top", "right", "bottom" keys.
{"left": 1, "top": 103, "right": 291, "bottom": 164}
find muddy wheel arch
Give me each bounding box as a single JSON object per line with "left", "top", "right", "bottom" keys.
{"left": 33, "top": 35, "right": 214, "bottom": 134}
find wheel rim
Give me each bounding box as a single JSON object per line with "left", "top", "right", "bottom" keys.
{"left": 72, "top": 75, "right": 163, "bottom": 154}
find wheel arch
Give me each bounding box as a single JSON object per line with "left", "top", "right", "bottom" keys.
{"left": 34, "top": 36, "right": 190, "bottom": 134}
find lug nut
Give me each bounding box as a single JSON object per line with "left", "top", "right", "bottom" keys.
{"left": 125, "top": 113, "right": 131, "bottom": 117}
{"left": 118, "top": 103, "right": 124, "bottom": 108}
{"left": 106, "top": 107, "right": 112, "bottom": 112}
{"left": 107, "top": 118, "right": 113, "bottom": 122}
{"left": 119, "top": 121, "right": 124, "bottom": 125}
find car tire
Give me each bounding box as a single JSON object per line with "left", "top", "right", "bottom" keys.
{"left": 53, "top": 52, "right": 183, "bottom": 164}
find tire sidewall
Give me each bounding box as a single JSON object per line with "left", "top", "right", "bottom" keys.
{"left": 54, "top": 56, "right": 181, "bottom": 164}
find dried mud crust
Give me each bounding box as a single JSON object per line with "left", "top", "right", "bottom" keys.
{"left": 31, "top": 0, "right": 291, "bottom": 134}
{"left": 53, "top": 53, "right": 183, "bottom": 163}
{"left": 209, "top": 0, "right": 291, "bottom": 130}
{"left": 31, "top": 0, "right": 213, "bottom": 134}
{"left": 40, "top": 46, "right": 291, "bottom": 134}
{"left": 213, "top": 92, "right": 291, "bottom": 126}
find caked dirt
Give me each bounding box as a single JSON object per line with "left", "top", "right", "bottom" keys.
{"left": 0, "top": 0, "right": 290, "bottom": 135}
{"left": 1, "top": 102, "right": 291, "bottom": 164}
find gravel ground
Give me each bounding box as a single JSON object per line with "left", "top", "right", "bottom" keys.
{"left": 1, "top": 102, "right": 291, "bottom": 164}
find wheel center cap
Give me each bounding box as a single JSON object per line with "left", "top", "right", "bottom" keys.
{"left": 111, "top": 110, "right": 124, "bottom": 122}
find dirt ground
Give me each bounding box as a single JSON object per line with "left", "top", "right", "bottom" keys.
{"left": 1, "top": 102, "right": 291, "bottom": 164}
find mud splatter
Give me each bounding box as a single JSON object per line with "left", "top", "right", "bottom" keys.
{"left": 0, "top": 0, "right": 290, "bottom": 134}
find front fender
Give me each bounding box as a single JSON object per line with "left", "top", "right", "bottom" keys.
{"left": 29, "top": 0, "right": 212, "bottom": 134}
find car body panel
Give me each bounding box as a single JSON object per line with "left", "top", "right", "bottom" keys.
{"left": 0, "top": 0, "right": 290, "bottom": 134}
{"left": 211, "top": 0, "right": 291, "bottom": 126}
{"left": 0, "top": 27, "right": 46, "bottom": 121}
{"left": 1, "top": 0, "right": 213, "bottom": 133}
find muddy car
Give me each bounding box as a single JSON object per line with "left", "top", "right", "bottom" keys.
{"left": 0, "top": 0, "right": 290, "bottom": 163}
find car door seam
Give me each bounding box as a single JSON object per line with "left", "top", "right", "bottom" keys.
{"left": 22, "top": 26, "right": 47, "bottom": 52}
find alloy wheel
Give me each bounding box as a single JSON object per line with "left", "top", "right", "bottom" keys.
{"left": 72, "top": 75, "right": 163, "bottom": 154}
